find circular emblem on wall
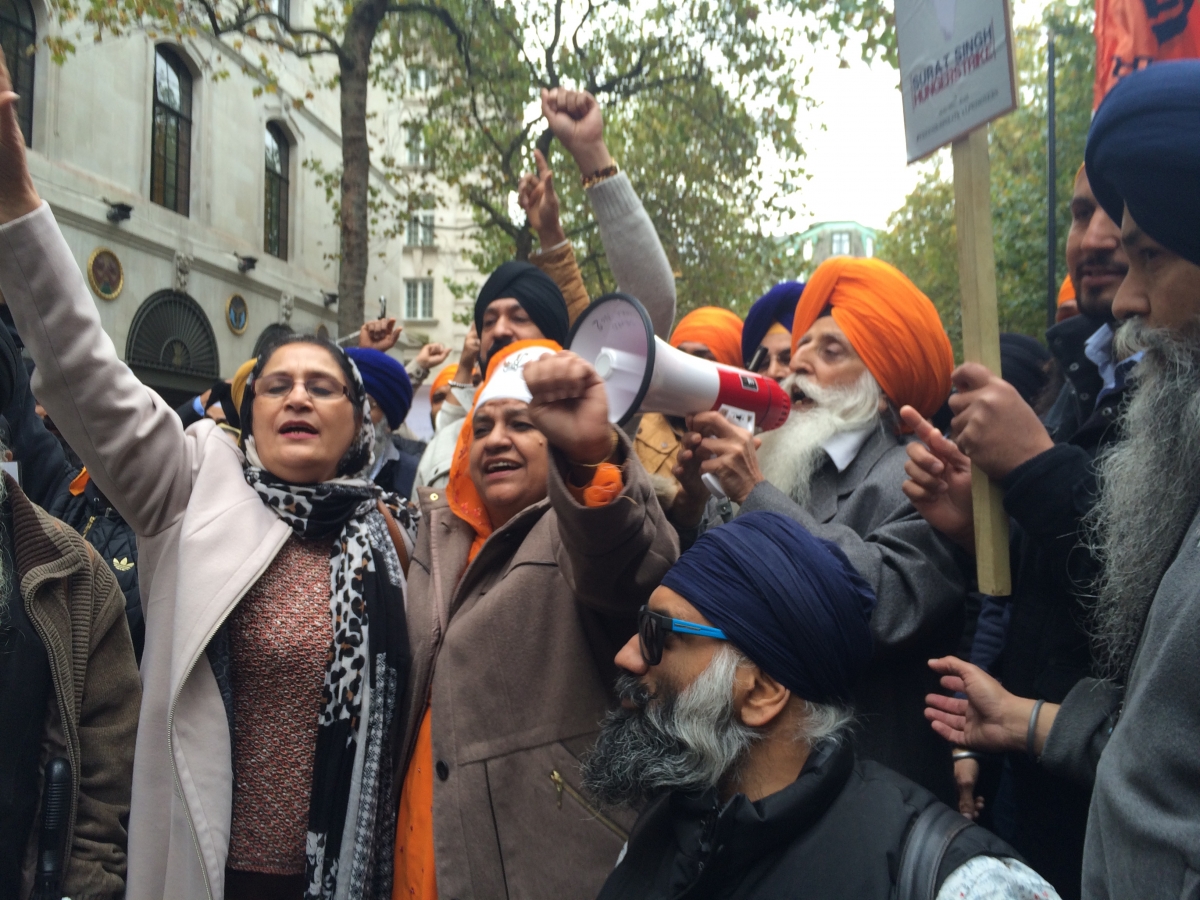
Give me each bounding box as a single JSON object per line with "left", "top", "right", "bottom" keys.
{"left": 87, "top": 248, "right": 124, "bottom": 301}
{"left": 225, "top": 294, "right": 249, "bottom": 335}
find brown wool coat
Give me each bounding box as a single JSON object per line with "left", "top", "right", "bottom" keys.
{"left": 397, "top": 441, "right": 678, "bottom": 900}
{"left": 10, "top": 476, "right": 140, "bottom": 899}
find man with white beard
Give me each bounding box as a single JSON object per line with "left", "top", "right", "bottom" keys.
{"left": 672, "top": 256, "right": 968, "bottom": 801}
{"left": 920, "top": 60, "right": 1200, "bottom": 900}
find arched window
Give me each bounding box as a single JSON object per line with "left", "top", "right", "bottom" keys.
{"left": 0, "top": 0, "right": 35, "bottom": 146}
{"left": 264, "top": 123, "right": 289, "bottom": 259}
{"left": 126, "top": 290, "right": 219, "bottom": 386}
{"left": 151, "top": 46, "right": 192, "bottom": 216}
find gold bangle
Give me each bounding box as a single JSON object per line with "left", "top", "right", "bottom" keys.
{"left": 581, "top": 163, "right": 619, "bottom": 189}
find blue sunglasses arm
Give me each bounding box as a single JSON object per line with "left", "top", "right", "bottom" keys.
{"left": 669, "top": 618, "right": 728, "bottom": 640}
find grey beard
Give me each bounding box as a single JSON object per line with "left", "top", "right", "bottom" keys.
{"left": 1087, "top": 320, "right": 1200, "bottom": 681}
{"left": 756, "top": 370, "right": 882, "bottom": 508}
{"left": 581, "top": 646, "right": 760, "bottom": 809}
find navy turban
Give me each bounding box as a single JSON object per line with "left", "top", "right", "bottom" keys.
{"left": 661, "top": 511, "right": 876, "bottom": 705}
{"left": 1086, "top": 60, "right": 1200, "bottom": 267}
{"left": 345, "top": 347, "right": 413, "bottom": 430}
{"left": 474, "top": 261, "right": 569, "bottom": 356}
{"left": 741, "top": 281, "right": 804, "bottom": 367}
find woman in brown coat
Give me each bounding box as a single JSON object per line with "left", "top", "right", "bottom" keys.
{"left": 393, "top": 340, "right": 678, "bottom": 900}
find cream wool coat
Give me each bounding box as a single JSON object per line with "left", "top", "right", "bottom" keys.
{"left": 0, "top": 204, "right": 385, "bottom": 900}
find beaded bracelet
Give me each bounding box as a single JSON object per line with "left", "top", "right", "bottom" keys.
{"left": 581, "top": 163, "right": 619, "bottom": 189}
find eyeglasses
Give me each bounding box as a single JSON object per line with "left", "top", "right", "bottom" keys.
{"left": 253, "top": 373, "right": 351, "bottom": 403}
{"left": 637, "top": 605, "right": 728, "bottom": 667}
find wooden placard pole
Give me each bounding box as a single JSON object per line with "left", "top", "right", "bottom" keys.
{"left": 952, "top": 126, "right": 1012, "bottom": 597}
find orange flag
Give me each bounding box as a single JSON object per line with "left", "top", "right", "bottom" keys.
{"left": 1095, "top": 0, "right": 1200, "bottom": 107}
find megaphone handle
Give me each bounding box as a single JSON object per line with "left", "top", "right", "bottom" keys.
{"left": 701, "top": 472, "right": 726, "bottom": 500}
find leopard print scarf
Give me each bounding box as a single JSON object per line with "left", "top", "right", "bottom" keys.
{"left": 243, "top": 432, "right": 416, "bottom": 899}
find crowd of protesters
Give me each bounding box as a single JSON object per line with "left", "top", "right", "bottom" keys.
{"left": 0, "top": 41, "right": 1197, "bottom": 900}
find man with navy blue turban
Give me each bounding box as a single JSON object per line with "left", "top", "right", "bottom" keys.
{"left": 583, "top": 511, "right": 1055, "bottom": 900}
{"left": 741, "top": 281, "right": 803, "bottom": 381}
{"left": 345, "top": 346, "right": 424, "bottom": 498}
{"left": 925, "top": 60, "right": 1200, "bottom": 900}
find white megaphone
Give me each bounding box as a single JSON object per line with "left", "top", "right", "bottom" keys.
{"left": 568, "top": 293, "right": 791, "bottom": 498}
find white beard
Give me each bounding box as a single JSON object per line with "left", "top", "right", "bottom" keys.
{"left": 757, "top": 370, "right": 882, "bottom": 507}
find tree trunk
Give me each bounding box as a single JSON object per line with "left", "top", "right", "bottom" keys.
{"left": 336, "top": 0, "right": 387, "bottom": 337}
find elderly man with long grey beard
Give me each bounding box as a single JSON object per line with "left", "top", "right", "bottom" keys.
{"left": 583, "top": 510, "right": 1057, "bottom": 900}
{"left": 920, "top": 60, "right": 1200, "bottom": 900}
{"left": 671, "top": 257, "right": 968, "bottom": 801}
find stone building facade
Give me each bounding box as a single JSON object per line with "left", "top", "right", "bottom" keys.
{"left": 7, "top": 0, "right": 478, "bottom": 406}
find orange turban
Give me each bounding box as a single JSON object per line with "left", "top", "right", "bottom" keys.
{"left": 792, "top": 257, "right": 953, "bottom": 419}
{"left": 670, "top": 307, "right": 745, "bottom": 369}
{"left": 447, "top": 339, "right": 561, "bottom": 561}
{"left": 430, "top": 363, "right": 459, "bottom": 397}
{"left": 1057, "top": 275, "right": 1076, "bottom": 305}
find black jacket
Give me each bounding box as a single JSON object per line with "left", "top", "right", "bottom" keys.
{"left": 597, "top": 740, "right": 1015, "bottom": 900}
{"left": 983, "top": 314, "right": 1124, "bottom": 899}
{"left": 374, "top": 435, "right": 426, "bottom": 501}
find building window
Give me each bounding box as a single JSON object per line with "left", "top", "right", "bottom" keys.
{"left": 831, "top": 231, "right": 850, "bottom": 256}
{"left": 404, "top": 279, "right": 434, "bottom": 320}
{"left": 409, "top": 67, "right": 431, "bottom": 91}
{"left": 0, "top": 0, "right": 34, "bottom": 146}
{"left": 264, "top": 123, "right": 289, "bottom": 259}
{"left": 406, "top": 125, "right": 428, "bottom": 168}
{"left": 151, "top": 47, "right": 193, "bottom": 216}
{"left": 406, "top": 209, "right": 434, "bottom": 247}
{"left": 864, "top": 236, "right": 874, "bottom": 258}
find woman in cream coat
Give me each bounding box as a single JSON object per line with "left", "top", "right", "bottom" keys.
{"left": 0, "top": 57, "right": 411, "bottom": 900}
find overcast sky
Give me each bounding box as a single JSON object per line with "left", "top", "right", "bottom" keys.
{"left": 786, "top": 0, "right": 1042, "bottom": 234}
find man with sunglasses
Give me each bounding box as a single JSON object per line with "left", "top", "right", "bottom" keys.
{"left": 584, "top": 511, "right": 1057, "bottom": 900}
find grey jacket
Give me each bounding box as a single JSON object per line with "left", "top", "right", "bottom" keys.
{"left": 739, "top": 424, "right": 969, "bottom": 801}
{"left": 1041, "top": 504, "right": 1200, "bottom": 899}
{"left": 586, "top": 173, "right": 676, "bottom": 339}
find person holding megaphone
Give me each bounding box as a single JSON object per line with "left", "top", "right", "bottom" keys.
{"left": 672, "top": 257, "right": 971, "bottom": 804}
{"left": 392, "top": 340, "right": 677, "bottom": 900}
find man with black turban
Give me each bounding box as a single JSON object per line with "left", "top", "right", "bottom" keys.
{"left": 584, "top": 511, "right": 1055, "bottom": 900}
{"left": 923, "top": 59, "right": 1200, "bottom": 900}
{"left": 474, "top": 260, "right": 570, "bottom": 367}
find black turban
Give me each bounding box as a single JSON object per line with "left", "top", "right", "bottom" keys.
{"left": 474, "top": 261, "right": 569, "bottom": 357}
{"left": 1086, "top": 60, "right": 1200, "bottom": 267}
{"left": 661, "top": 511, "right": 876, "bottom": 705}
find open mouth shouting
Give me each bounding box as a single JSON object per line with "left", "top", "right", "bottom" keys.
{"left": 279, "top": 419, "right": 320, "bottom": 440}
{"left": 482, "top": 457, "right": 524, "bottom": 480}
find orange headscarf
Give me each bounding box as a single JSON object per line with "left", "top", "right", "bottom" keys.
{"left": 670, "top": 307, "right": 745, "bottom": 369}
{"left": 792, "top": 257, "right": 953, "bottom": 419}
{"left": 429, "top": 363, "right": 459, "bottom": 397}
{"left": 447, "top": 339, "right": 562, "bottom": 562}
{"left": 1057, "top": 275, "right": 1076, "bottom": 306}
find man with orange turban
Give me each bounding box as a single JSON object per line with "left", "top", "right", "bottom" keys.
{"left": 394, "top": 338, "right": 676, "bottom": 900}
{"left": 635, "top": 306, "right": 745, "bottom": 519}
{"left": 671, "top": 256, "right": 967, "bottom": 802}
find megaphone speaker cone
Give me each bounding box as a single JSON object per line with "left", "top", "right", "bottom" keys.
{"left": 568, "top": 293, "right": 791, "bottom": 430}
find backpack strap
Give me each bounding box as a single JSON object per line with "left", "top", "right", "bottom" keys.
{"left": 895, "top": 802, "right": 972, "bottom": 900}
{"left": 376, "top": 499, "right": 412, "bottom": 579}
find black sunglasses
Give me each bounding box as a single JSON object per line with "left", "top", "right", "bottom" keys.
{"left": 637, "top": 605, "right": 728, "bottom": 666}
